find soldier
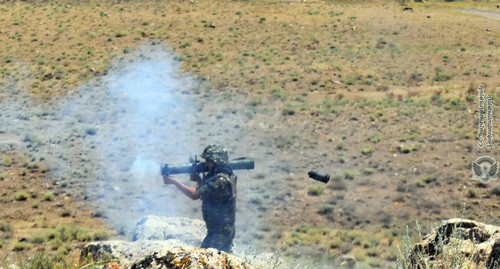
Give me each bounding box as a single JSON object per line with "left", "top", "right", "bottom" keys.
{"left": 162, "top": 144, "right": 237, "bottom": 253}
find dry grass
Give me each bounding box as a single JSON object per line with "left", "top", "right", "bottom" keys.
{"left": 0, "top": 0, "right": 499, "bottom": 267}
{"left": 0, "top": 152, "right": 114, "bottom": 263}
{"left": 0, "top": 0, "right": 498, "bottom": 100}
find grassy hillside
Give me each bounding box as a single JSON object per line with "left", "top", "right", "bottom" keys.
{"left": 0, "top": 0, "right": 499, "bottom": 268}
{"left": 1, "top": 0, "right": 498, "bottom": 99}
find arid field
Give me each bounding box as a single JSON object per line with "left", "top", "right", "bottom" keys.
{"left": 0, "top": 0, "right": 499, "bottom": 268}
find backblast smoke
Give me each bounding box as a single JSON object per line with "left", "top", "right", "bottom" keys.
{"left": 0, "top": 43, "right": 200, "bottom": 236}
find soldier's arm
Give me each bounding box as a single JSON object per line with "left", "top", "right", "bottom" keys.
{"left": 163, "top": 176, "right": 200, "bottom": 200}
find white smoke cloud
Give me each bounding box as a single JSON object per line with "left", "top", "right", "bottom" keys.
{"left": 0, "top": 42, "right": 277, "bottom": 254}
{"left": 0, "top": 43, "right": 202, "bottom": 236}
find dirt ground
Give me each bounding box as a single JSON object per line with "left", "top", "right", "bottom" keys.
{"left": 0, "top": 1, "right": 499, "bottom": 268}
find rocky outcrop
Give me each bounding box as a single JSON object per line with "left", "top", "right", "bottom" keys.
{"left": 129, "top": 246, "right": 252, "bottom": 269}
{"left": 410, "top": 218, "right": 500, "bottom": 269}
{"left": 81, "top": 216, "right": 285, "bottom": 268}
{"left": 132, "top": 215, "right": 206, "bottom": 244}
{"left": 81, "top": 244, "right": 254, "bottom": 269}
{"left": 81, "top": 240, "right": 187, "bottom": 267}
{"left": 81, "top": 216, "right": 207, "bottom": 267}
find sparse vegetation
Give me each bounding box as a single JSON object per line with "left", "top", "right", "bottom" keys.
{"left": 12, "top": 242, "right": 32, "bottom": 252}
{"left": 43, "top": 191, "right": 54, "bottom": 201}
{"left": 397, "top": 143, "right": 420, "bottom": 154}
{"left": 0, "top": 0, "right": 499, "bottom": 268}
{"left": 307, "top": 185, "right": 324, "bottom": 196}
{"left": 433, "top": 69, "right": 453, "bottom": 82}
{"left": 317, "top": 204, "right": 335, "bottom": 216}
{"left": 0, "top": 222, "right": 13, "bottom": 240}
{"left": 361, "top": 145, "right": 374, "bottom": 156}
{"left": 282, "top": 225, "right": 400, "bottom": 262}
{"left": 1, "top": 156, "right": 14, "bottom": 167}
{"left": 397, "top": 220, "right": 491, "bottom": 269}
{"left": 14, "top": 192, "right": 29, "bottom": 201}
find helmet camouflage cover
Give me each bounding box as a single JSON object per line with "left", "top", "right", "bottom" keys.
{"left": 201, "top": 144, "right": 229, "bottom": 164}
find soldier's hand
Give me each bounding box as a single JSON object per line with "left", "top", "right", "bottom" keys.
{"left": 163, "top": 176, "right": 175, "bottom": 185}
{"left": 190, "top": 173, "right": 201, "bottom": 182}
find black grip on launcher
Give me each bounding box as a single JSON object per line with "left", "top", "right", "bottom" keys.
{"left": 161, "top": 157, "right": 255, "bottom": 176}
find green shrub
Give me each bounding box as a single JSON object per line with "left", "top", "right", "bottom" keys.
{"left": 363, "top": 168, "right": 375, "bottom": 175}
{"left": 443, "top": 97, "right": 466, "bottom": 110}
{"left": 93, "top": 230, "right": 110, "bottom": 241}
{"left": 467, "top": 189, "right": 478, "bottom": 198}
{"left": 270, "top": 87, "right": 287, "bottom": 101}
{"left": 43, "top": 192, "right": 54, "bottom": 201}
{"left": 60, "top": 209, "right": 72, "bottom": 217}
{"left": 317, "top": 204, "right": 335, "bottom": 215}
{"left": 307, "top": 185, "right": 325, "bottom": 196}
{"left": 43, "top": 225, "right": 96, "bottom": 244}
{"left": 369, "top": 134, "right": 381, "bottom": 143}
{"left": 14, "top": 192, "right": 29, "bottom": 201}
{"left": 422, "top": 175, "right": 437, "bottom": 184}
{"left": 361, "top": 146, "right": 374, "bottom": 156}
{"left": 13, "top": 241, "right": 32, "bottom": 251}
{"left": 433, "top": 69, "right": 453, "bottom": 82}
{"left": 32, "top": 200, "right": 41, "bottom": 208}
{"left": 281, "top": 106, "right": 296, "bottom": 116}
{"left": 0, "top": 222, "right": 13, "bottom": 239}
{"left": 2, "top": 156, "right": 13, "bottom": 167}
{"left": 49, "top": 238, "right": 62, "bottom": 251}
{"left": 4, "top": 56, "right": 13, "bottom": 63}
{"left": 344, "top": 171, "right": 356, "bottom": 180}
{"left": 32, "top": 234, "right": 46, "bottom": 244}
{"left": 18, "top": 168, "right": 28, "bottom": 176}
{"left": 248, "top": 98, "right": 262, "bottom": 107}
{"left": 342, "top": 75, "right": 358, "bottom": 85}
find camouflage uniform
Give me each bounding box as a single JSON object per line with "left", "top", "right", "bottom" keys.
{"left": 196, "top": 144, "right": 237, "bottom": 253}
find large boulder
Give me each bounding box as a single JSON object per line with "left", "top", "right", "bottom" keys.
{"left": 80, "top": 241, "right": 288, "bottom": 269}
{"left": 81, "top": 243, "right": 255, "bottom": 269}
{"left": 132, "top": 215, "right": 206, "bottom": 246}
{"left": 81, "top": 240, "right": 182, "bottom": 267}
{"left": 81, "top": 215, "right": 290, "bottom": 268}
{"left": 129, "top": 246, "right": 253, "bottom": 269}
{"left": 410, "top": 218, "right": 500, "bottom": 269}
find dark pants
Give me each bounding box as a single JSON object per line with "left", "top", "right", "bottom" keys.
{"left": 201, "top": 228, "right": 234, "bottom": 253}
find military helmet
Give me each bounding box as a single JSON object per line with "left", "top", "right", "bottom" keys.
{"left": 201, "top": 144, "right": 229, "bottom": 164}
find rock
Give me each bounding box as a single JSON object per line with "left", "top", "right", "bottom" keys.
{"left": 42, "top": 72, "right": 54, "bottom": 81}
{"left": 86, "top": 128, "right": 98, "bottom": 136}
{"left": 81, "top": 240, "right": 200, "bottom": 267}
{"left": 81, "top": 216, "right": 208, "bottom": 267}
{"left": 410, "top": 218, "right": 500, "bottom": 269}
{"left": 130, "top": 246, "right": 253, "bottom": 269}
{"left": 80, "top": 216, "right": 287, "bottom": 268}
{"left": 492, "top": 186, "right": 500, "bottom": 196}
{"left": 132, "top": 215, "right": 206, "bottom": 246}
{"left": 340, "top": 254, "right": 356, "bottom": 268}
{"left": 81, "top": 240, "right": 287, "bottom": 269}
